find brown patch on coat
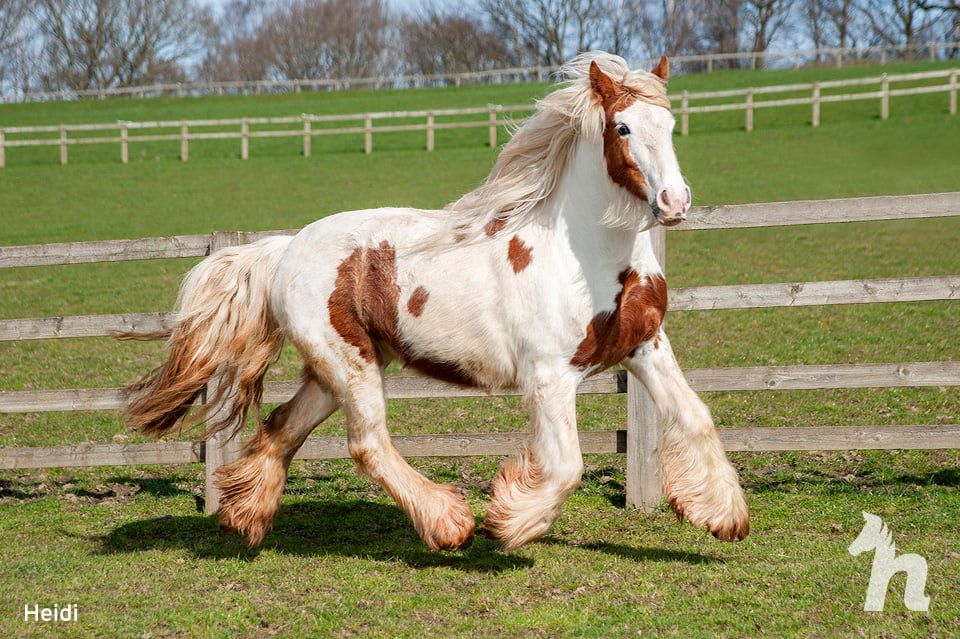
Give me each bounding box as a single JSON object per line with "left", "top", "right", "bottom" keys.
{"left": 589, "top": 61, "right": 649, "bottom": 201}
{"left": 570, "top": 271, "right": 667, "bottom": 370}
{"left": 406, "top": 286, "right": 429, "bottom": 317}
{"left": 506, "top": 236, "right": 533, "bottom": 273}
{"left": 327, "top": 242, "right": 478, "bottom": 387}
{"left": 485, "top": 217, "right": 507, "bottom": 237}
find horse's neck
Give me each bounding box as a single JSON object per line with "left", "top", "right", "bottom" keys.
{"left": 547, "top": 141, "right": 648, "bottom": 275}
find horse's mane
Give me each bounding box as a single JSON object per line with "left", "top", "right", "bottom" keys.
{"left": 441, "top": 51, "right": 670, "bottom": 242}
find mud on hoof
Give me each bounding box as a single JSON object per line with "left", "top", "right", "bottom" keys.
{"left": 413, "top": 483, "right": 476, "bottom": 551}
{"left": 214, "top": 453, "right": 289, "bottom": 547}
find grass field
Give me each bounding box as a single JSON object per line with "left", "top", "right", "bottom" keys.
{"left": 0, "top": 60, "right": 959, "bottom": 637}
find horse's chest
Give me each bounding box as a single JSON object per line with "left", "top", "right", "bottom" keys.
{"left": 570, "top": 270, "right": 667, "bottom": 370}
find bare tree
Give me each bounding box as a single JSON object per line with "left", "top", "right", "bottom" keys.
{"left": 743, "top": 0, "right": 796, "bottom": 65}
{"left": 631, "top": 0, "right": 705, "bottom": 59}
{"left": 824, "top": 0, "right": 857, "bottom": 49}
{"left": 400, "top": 6, "right": 513, "bottom": 75}
{"left": 196, "top": 0, "right": 273, "bottom": 82}
{"left": 861, "top": 0, "right": 935, "bottom": 50}
{"left": 0, "top": 0, "right": 29, "bottom": 92}
{"left": 700, "top": 0, "right": 744, "bottom": 67}
{"left": 256, "top": 0, "right": 393, "bottom": 80}
{"left": 803, "top": 0, "right": 829, "bottom": 60}
{"left": 35, "top": 0, "right": 208, "bottom": 91}
{"left": 479, "top": 0, "right": 604, "bottom": 66}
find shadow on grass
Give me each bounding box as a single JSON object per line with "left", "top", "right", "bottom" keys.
{"left": 538, "top": 536, "right": 719, "bottom": 565}
{"left": 98, "top": 499, "right": 531, "bottom": 573}
{"left": 97, "top": 498, "right": 717, "bottom": 571}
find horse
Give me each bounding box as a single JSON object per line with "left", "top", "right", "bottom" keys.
{"left": 848, "top": 512, "right": 930, "bottom": 611}
{"left": 121, "top": 52, "right": 750, "bottom": 552}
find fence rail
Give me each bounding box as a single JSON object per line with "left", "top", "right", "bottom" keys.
{"left": 4, "top": 41, "right": 958, "bottom": 104}
{"left": 1, "top": 192, "right": 958, "bottom": 511}
{"left": 2, "top": 68, "right": 956, "bottom": 168}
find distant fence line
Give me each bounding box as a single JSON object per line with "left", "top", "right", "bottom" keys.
{"left": 0, "top": 192, "right": 959, "bottom": 512}
{"left": 0, "top": 68, "right": 957, "bottom": 168}
{"left": 2, "top": 41, "right": 959, "bottom": 104}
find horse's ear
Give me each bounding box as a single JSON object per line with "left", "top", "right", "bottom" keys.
{"left": 589, "top": 60, "right": 618, "bottom": 103}
{"left": 651, "top": 55, "right": 669, "bottom": 81}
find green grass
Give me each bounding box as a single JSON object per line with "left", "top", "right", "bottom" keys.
{"left": 0, "top": 61, "right": 959, "bottom": 637}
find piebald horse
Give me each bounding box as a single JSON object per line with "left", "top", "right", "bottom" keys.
{"left": 123, "top": 52, "right": 750, "bottom": 552}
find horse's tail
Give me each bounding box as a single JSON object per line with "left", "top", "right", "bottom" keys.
{"left": 119, "top": 235, "right": 293, "bottom": 439}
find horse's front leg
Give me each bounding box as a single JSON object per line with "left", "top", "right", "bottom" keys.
{"left": 483, "top": 370, "right": 583, "bottom": 551}
{"left": 623, "top": 331, "right": 750, "bottom": 541}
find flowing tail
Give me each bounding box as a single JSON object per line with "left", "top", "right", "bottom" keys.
{"left": 120, "top": 236, "right": 293, "bottom": 438}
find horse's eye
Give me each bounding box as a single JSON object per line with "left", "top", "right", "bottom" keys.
{"left": 616, "top": 123, "right": 630, "bottom": 136}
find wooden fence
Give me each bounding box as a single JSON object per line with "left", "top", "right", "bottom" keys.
{"left": 3, "top": 41, "right": 958, "bottom": 104}
{"left": 1, "top": 192, "right": 959, "bottom": 512}
{"left": 1, "top": 68, "right": 957, "bottom": 168}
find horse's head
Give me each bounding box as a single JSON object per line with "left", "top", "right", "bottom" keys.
{"left": 848, "top": 511, "right": 883, "bottom": 556}
{"left": 589, "top": 56, "right": 691, "bottom": 227}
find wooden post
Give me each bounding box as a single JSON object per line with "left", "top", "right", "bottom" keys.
{"left": 302, "top": 116, "right": 311, "bottom": 158}
{"left": 929, "top": 41, "right": 936, "bottom": 62}
{"left": 745, "top": 89, "right": 754, "bottom": 132}
{"left": 706, "top": 56, "right": 713, "bottom": 73}
{"left": 794, "top": 53, "right": 801, "bottom": 69}
{"left": 120, "top": 123, "right": 128, "bottom": 164}
{"left": 364, "top": 114, "right": 372, "bottom": 155}
{"left": 0, "top": 128, "right": 5, "bottom": 169}
{"left": 488, "top": 106, "right": 497, "bottom": 148}
{"left": 241, "top": 118, "right": 249, "bottom": 160}
{"left": 880, "top": 48, "right": 887, "bottom": 65}
{"left": 881, "top": 74, "right": 889, "bottom": 121}
{"left": 680, "top": 90, "right": 689, "bottom": 136}
{"left": 180, "top": 121, "right": 188, "bottom": 161}
{"left": 626, "top": 225, "right": 666, "bottom": 511}
{"left": 750, "top": 53, "right": 757, "bottom": 70}
{"left": 950, "top": 70, "right": 957, "bottom": 116}
{"left": 812, "top": 82, "right": 821, "bottom": 128}
{"left": 59, "top": 125, "right": 68, "bottom": 165}
{"left": 426, "top": 112, "right": 435, "bottom": 151}
{"left": 203, "top": 231, "right": 246, "bottom": 515}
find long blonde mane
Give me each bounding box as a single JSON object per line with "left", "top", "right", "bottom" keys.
{"left": 442, "top": 51, "right": 670, "bottom": 241}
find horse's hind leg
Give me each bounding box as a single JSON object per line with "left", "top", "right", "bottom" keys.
{"left": 623, "top": 331, "right": 749, "bottom": 541}
{"left": 483, "top": 371, "right": 583, "bottom": 551}
{"left": 215, "top": 371, "right": 338, "bottom": 546}
{"left": 342, "top": 363, "right": 475, "bottom": 551}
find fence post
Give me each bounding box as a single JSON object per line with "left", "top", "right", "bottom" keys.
{"left": 626, "top": 225, "right": 666, "bottom": 511}
{"left": 950, "top": 70, "right": 957, "bottom": 116}
{"left": 59, "top": 125, "right": 68, "bottom": 165}
{"left": 241, "top": 118, "right": 249, "bottom": 160}
{"left": 364, "top": 114, "right": 372, "bottom": 155}
{"left": 120, "top": 123, "right": 128, "bottom": 164}
{"left": 745, "top": 89, "right": 754, "bottom": 132}
{"left": 881, "top": 74, "right": 889, "bottom": 121}
{"left": 488, "top": 106, "right": 497, "bottom": 148}
{"left": 812, "top": 82, "right": 821, "bottom": 128}
{"left": 426, "top": 111, "right": 435, "bottom": 151}
{"left": 706, "top": 57, "right": 713, "bottom": 73}
{"left": 929, "top": 41, "right": 936, "bottom": 62}
{"left": 203, "top": 231, "right": 246, "bottom": 515}
{"left": 302, "top": 115, "right": 311, "bottom": 158}
{"left": 880, "top": 48, "right": 887, "bottom": 65}
{"left": 750, "top": 53, "right": 757, "bottom": 70}
{"left": 680, "top": 90, "right": 689, "bottom": 136}
{"left": 0, "top": 127, "right": 5, "bottom": 168}
{"left": 180, "top": 121, "right": 188, "bottom": 161}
